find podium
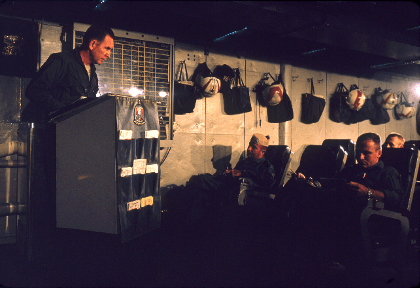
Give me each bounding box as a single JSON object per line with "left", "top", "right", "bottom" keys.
{"left": 53, "top": 94, "right": 160, "bottom": 242}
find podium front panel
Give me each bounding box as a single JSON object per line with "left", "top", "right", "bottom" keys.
{"left": 56, "top": 97, "right": 118, "bottom": 234}
{"left": 56, "top": 95, "right": 161, "bottom": 241}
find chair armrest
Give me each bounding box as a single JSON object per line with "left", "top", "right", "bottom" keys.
{"left": 238, "top": 178, "right": 276, "bottom": 205}
{"left": 361, "top": 200, "right": 410, "bottom": 260}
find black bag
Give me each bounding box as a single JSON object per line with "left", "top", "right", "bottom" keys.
{"left": 329, "top": 83, "right": 352, "bottom": 123}
{"left": 370, "top": 90, "right": 390, "bottom": 125}
{"left": 174, "top": 61, "right": 196, "bottom": 114}
{"left": 213, "top": 64, "right": 235, "bottom": 95}
{"left": 347, "top": 97, "right": 375, "bottom": 124}
{"left": 301, "top": 78, "right": 326, "bottom": 124}
{"left": 267, "top": 78, "right": 294, "bottom": 123}
{"left": 223, "top": 68, "right": 252, "bottom": 115}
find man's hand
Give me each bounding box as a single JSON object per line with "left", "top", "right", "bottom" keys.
{"left": 223, "top": 169, "right": 242, "bottom": 177}
{"left": 346, "top": 182, "right": 384, "bottom": 202}
{"left": 346, "top": 181, "right": 368, "bottom": 197}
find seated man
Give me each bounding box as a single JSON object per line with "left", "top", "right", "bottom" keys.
{"left": 383, "top": 132, "right": 405, "bottom": 149}
{"left": 162, "top": 133, "right": 275, "bottom": 226}
{"left": 282, "top": 132, "right": 403, "bottom": 268}
{"left": 337, "top": 132, "right": 404, "bottom": 212}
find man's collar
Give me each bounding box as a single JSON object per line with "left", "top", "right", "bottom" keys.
{"left": 358, "top": 160, "right": 384, "bottom": 170}
{"left": 248, "top": 156, "right": 266, "bottom": 163}
{"left": 74, "top": 48, "right": 96, "bottom": 71}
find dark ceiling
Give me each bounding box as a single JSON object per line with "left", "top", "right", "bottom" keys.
{"left": 1, "top": 1, "right": 419, "bottom": 77}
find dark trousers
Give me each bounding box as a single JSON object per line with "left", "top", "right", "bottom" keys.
{"left": 281, "top": 179, "right": 365, "bottom": 263}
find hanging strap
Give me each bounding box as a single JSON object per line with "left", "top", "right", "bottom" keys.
{"left": 183, "top": 61, "right": 189, "bottom": 81}
{"left": 310, "top": 78, "right": 315, "bottom": 95}
{"left": 176, "top": 61, "right": 193, "bottom": 85}
{"left": 176, "top": 61, "right": 184, "bottom": 82}
{"left": 235, "top": 68, "right": 246, "bottom": 87}
{"left": 337, "top": 83, "right": 349, "bottom": 94}
{"left": 400, "top": 92, "right": 408, "bottom": 103}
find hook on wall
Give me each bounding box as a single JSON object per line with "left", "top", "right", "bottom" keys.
{"left": 317, "top": 79, "right": 324, "bottom": 83}
{"left": 307, "top": 78, "right": 313, "bottom": 82}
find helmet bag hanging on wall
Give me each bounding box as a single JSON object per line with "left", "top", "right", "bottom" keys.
{"left": 261, "top": 73, "right": 284, "bottom": 106}
{"left": 375, "top": 88, "right": 398, "bottom": 110}
{"left": 346, "top": 85, "right": 366, "bottom": 111}
{"left": 395, "top": 92, "right": 416, "bottom": 119}
{"left": 191, "top": 62, "right": 221, "bottom": 97}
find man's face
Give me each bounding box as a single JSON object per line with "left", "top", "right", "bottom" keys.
{"left": 385, "top": 136, "right": 404, "bottom": 148}
{"left": 247, "top": 142, "right": 265, "bottom": 160}
{"left": 89, "top": 35, "right": 114, "bottom": 65}
{"left": 356, "top": 140, "right": 382, "bottom": 168}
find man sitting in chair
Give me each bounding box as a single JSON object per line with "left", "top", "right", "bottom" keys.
{"left": 283, "top": 132, "right": 404, "bottom": 270}
{"left": 336, "top": 132, "right": 404, "bottom": 212}
{"left": 383, "top": 132, "right": 405, "bottom": 149}
{"left": 162, "top": 133, "right": 275, "bottom": 227}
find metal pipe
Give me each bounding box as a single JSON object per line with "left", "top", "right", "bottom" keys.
{"left": 0, "top": 203, "right": 27, "bottom": 217}
{"left": 0, "top": 159, "right": 27, "bottom": 168}
{"left": 0, "top": 141, "right": 27, "bottom": 157}
{"left": 279, "top": 64, "right": 292, "bottom": 148}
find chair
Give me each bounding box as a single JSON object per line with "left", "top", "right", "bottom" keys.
{"left": 295, "top": 144, "right": 348, "bottom": 179}
{"left": 322, "top": 139, "right": 355, "bottom": 167}
{"left": 360, "top": 146, "right": 420, "bottom": 283}
{"left": 405, "top": 140, "right": 420, "bottom": 181}
{"left": 238, "top": 145, "right": 292, "bottom": 206}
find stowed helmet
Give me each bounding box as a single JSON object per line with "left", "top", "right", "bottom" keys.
{"left": 192, "top": 62, "right": 221, "bottom": 96}
{"left": 376, "top": 90, "right": 398, "bottom": 110}
{"left": 395, "top": 102, "right": 416, "bottom": 119}
{"left": 213, "top": 64, "right": 235, "bottom": 94}
{"left": 262, "top": 81, "right": 284, "bottom": 106}
{"left": 346, "top": 89, "right": 366, "bottom": 111}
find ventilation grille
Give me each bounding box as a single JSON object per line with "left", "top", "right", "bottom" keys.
{"left": 74, "top": 30, "right": 173, "bottom": 140}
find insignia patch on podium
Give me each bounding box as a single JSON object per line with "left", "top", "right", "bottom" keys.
{"left": 133, "top": 101, "right": 145, "bottom": 125}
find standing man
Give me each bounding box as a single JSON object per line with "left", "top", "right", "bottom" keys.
{"left": 21, "top": 24, "right": 114, "bottom": 237}
{"left": 23, "top": 24, "right": 114, "bottom": 123}
{"left": 383, "top": 132, "right": 405, "bottom": 149}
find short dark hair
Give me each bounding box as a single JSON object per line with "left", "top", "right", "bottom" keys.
{"left": 357, "top": 132, "right": 381, "bottom": 150}
{"left": 385, "top": 132, "right": 405, "bottom": 143}
{"left": 81, "top": 24, "right": 114, "bottom": 50}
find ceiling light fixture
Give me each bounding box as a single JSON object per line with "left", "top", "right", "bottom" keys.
{"left": 301, "top": 48, "right": 327, "bottom": 56}
{"left": 214, "top": 27, "right": 248, "bottom": 43}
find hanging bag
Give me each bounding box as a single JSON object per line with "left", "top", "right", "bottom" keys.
{"left": 174, "top": 61, "right": 196, "bottom": 114}
{"left": 395, "top": 92, "right": 416, "bottom": 120}
{"left": 329, "top": 83, "right": 351, "bottom": 123}
{"left": 369, "top": 88, "right": 390, "bottom": 125}
{"left": 223, "top": 68, "right": 252, "bottom": 115}
{"left": 301, "top": 78, "right": 326, "bottom": 124}
{"left": 266, "top": 74, "right": 294, "bottom": 123}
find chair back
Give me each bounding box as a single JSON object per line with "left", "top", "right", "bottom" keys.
{"left": 405, "top": 140, "right": 420, "bottom": 181}
{"left": 264, "top": 145, "right": 292, "bottom": 190}
{"left": 322, "top": 139, "right": 355, "bottom": 167}
{"left": 296, "top": 145, "right": 347, "bottom": 179}
{"left": 380, "top": 147, "right": 420, "bottom": 213}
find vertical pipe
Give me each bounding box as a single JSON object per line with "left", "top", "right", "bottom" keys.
{"left": 279, "top": 64, "right": 292, "bottom": 147}
{"left": 26, "top": 123, "right": 35, "bottom": 261}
